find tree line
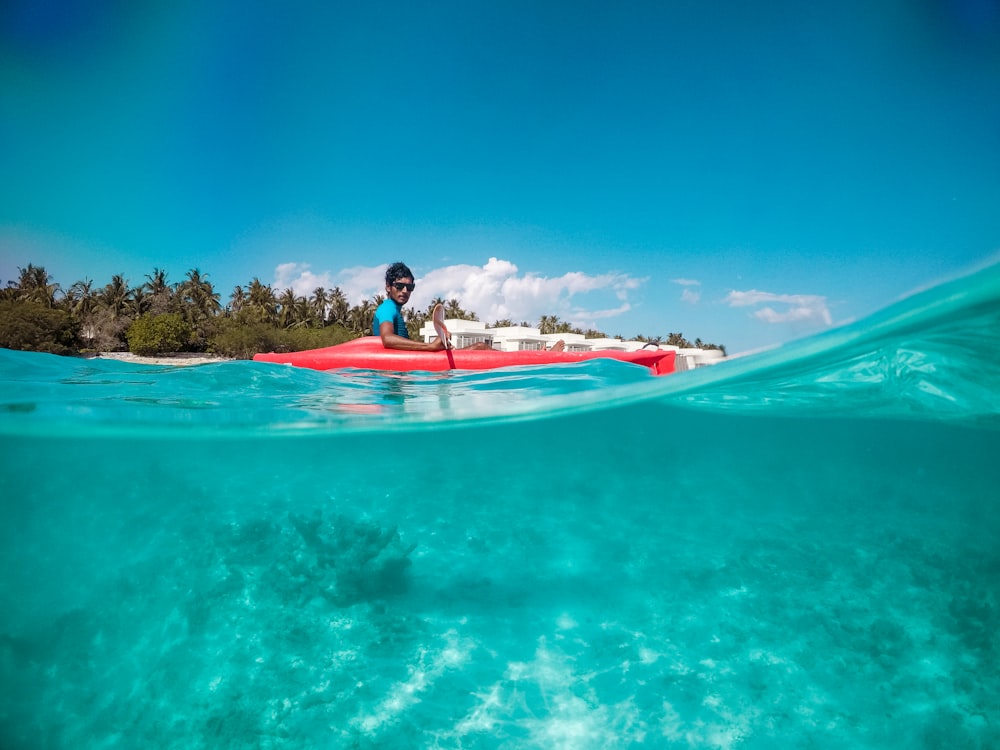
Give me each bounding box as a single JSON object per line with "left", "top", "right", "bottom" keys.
{"left": 0, "top": 264, "right": 725, "bottom": 358}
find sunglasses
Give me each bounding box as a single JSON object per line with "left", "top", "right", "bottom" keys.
{"left": 391, "top": 282, "right": 416, "bottom": 292}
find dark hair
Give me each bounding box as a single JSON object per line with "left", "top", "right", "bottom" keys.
{"left": 385, "top": 262, "right": 414, "bottom": 286}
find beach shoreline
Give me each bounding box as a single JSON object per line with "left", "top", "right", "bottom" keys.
{"left": 85, "top": 352, "right": 233, "bottom": 367}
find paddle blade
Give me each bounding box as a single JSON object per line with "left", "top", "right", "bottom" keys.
{"left": 432, "top": 304, "right": 452, "bottom": 349}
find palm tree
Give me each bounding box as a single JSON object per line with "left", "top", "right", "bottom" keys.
{"left": 143, "top": 268, "right": 174, "bottom": 314}
{"left": 310, "top": 287, "right": 329, "bottom": 326}
{"left": 127, "top": 286, "right": 151, "bottom": 317}
{"left": 64, "top": 278, "right": 98, "bottom": 345}
{"left": 246, "top": 278, "right": 277, "bottom": 323}
{"left": 228, "top": 285, "right": 246, "bottom": 316}
{"left": 15, "top": 264, "right": 59, "bottom": 306}
{"left": 143, "top": 268, "right": 170, "bottom": 295}
{"left": 294, "top": 296, "right": 312, "bottom": 328}
{"left": 87, "top": 274, "right": 132, "bottom": 350}
{"left": 100, "top": 274, "right": 131, "bottom": 319}
{"left": 173, "top": 269, "right": 220, "bottom": 350}
{"left": 178, "top": 268, "right": 220, "bottom": 323}
{"left": 328, "top": 287, "right": 350, "bottom": 327}
{"left": 538, "top": 315, "right": 558, "bottom": 335}
{"left": 66, "top": 278, "right": 96, "bottom": 318}
{"left": 405, "top": 304, "right": 440, "bottom": 339}
{"left": 348, "top": 299, "right": 376, "bottom": 336}
{"left": 277, "top": 288, "right": 298, "bottom": 328}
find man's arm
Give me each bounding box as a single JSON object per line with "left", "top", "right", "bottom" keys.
{"left": 379, "top": 321, "right": 445, "bottom": 351}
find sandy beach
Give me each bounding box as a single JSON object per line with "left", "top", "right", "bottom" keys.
{"left": 88, "top": 352, "right": 233, "bottom": 366}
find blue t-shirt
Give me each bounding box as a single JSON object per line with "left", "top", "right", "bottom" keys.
{"left": 372, "top": 298, "right": 408, "bottom": 338}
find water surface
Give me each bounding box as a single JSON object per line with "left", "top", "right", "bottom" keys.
{"left": 1, "top": 264, "right": 998, "bottom": 749}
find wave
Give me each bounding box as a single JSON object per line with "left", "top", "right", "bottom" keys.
{"left": 652, "top": 258, "right": 1000, "bottom": 428}
{"left": 1, "top": 260, "right": 998, "bottom": 438}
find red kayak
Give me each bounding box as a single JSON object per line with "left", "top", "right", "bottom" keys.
{"left": 253, "top": 336, "right": 675, "bottom": 376}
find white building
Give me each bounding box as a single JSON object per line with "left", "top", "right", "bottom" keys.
{"left": 417, "top": 318, "right": 724, "bottom": 370}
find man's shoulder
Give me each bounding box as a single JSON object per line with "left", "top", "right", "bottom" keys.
{"left": 374, "top": 298, "right": 400, "bottom": 319}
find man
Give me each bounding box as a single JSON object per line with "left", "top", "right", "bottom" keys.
{"left": 373, "top": 262, "right": 564, "bottom": 351}
{"left": 373, "top": 262, "right": 491, "bottom": 351}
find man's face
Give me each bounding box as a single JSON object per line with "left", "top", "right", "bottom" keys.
{"left": 386, "top": 276, "right": 415, "bottom": 305}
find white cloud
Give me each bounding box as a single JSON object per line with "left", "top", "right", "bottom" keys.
{"left": 672, "top": 278, "right": 702, "bottom": 304}
{"left": 752, "top": 305, "right": 819, "bottom": 323}
{"left": 333, "top": 264, "right": 388, "bottom": 304}
{"left": 418, "top": 258, "right": 643, "bottom": 326}
{"left": 725, "top": 289, "right": 832, "bottom": 326}
{"left": 273, "top": 263, "right": 334, "bottom": 296}
{"left": 273, "top": 257, "right": 645, "bottom": 328}
{"left": 272, "top": 262, "right": 383, "bottom": 304}
{"left": 680, "top": 288, "right": 701, "bottom": 304}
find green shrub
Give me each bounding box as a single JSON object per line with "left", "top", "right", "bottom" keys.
{"left": 126, "top": 313, "right": 191, "bottom": 355}
{"left": 207, "top": 319, "right": 280, "bottom": 359}
{"left": 279, "top": 324, "right": 354, "bottom": 352}
{"left": 0, "top": 300, "right": 78, "bottom": 354}
{"left": 208, "top": 320, "right": 355, "bottom": 359}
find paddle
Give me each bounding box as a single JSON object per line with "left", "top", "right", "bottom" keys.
{"left": 432, "top": 303, "right": 456, "bottom": 369}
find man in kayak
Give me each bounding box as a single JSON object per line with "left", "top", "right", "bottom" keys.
{"left": 373, "top": 262, "right": 564, "bottom": 352}
{"left": 373, "top": 262, "right": 491, "bottom": 351}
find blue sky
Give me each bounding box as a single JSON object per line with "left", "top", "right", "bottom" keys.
{"left": 2, "top": 0, "right": 999, "bottom": 353}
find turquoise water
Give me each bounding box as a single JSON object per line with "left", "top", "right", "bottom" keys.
{"left": 1, "top": 265, "right": 999, "bottom": 749}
